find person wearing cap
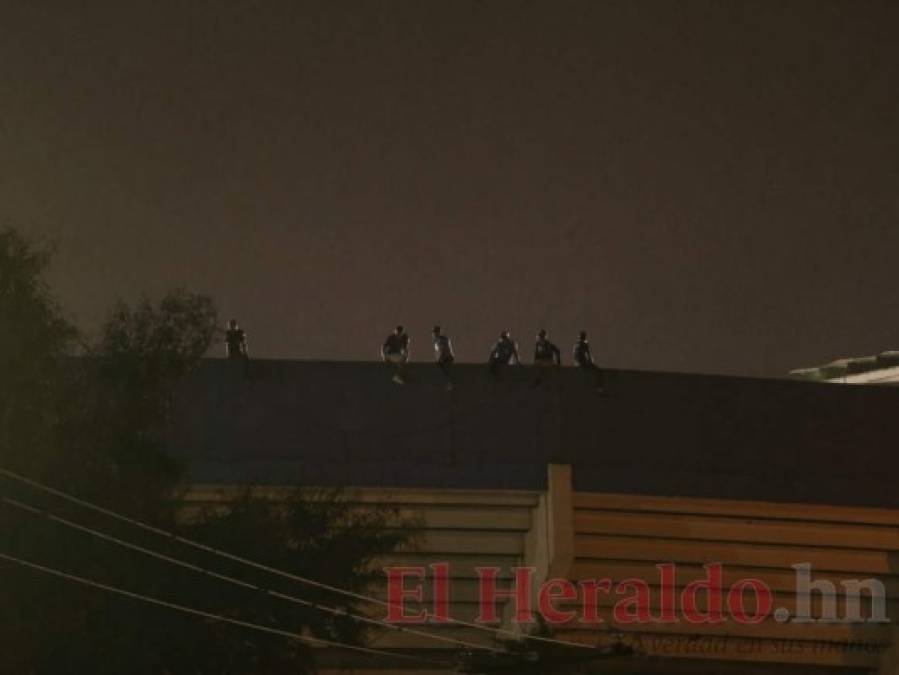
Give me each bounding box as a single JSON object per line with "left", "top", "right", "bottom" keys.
{"left": 532, "top": 328, "right": 561, "bottom": 387}
{"left": 432, "top": 325, "right": 455, "bottom": 390}
{"left": 574, "top": 330, "right": 605, "bottom": 393}
{"left": 225, "top": 319, "right": 248, "bottom": 360}
{"left": 381, "top": 325, "right": 411, "bottom": 384}
{"left": 488, "top": 330, "right": 520, "bottom": 379}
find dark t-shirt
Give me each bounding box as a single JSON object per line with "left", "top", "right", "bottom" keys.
{"left": 573, "top": 340, "right": 592, "bottom": 366}
{"left": 226, "top": 328, "right": 246, "bottom": 357}
{"left": 491, "top": 337, "right": 518, "bottom": 364}
{"left": 534, "top": 339, "right": 560, "bottom": 364}
{"left": 434, "top": 334, "right": 453, "bottom": 362}
{"left": 383, "top": 333, "right": 410, "bottom": 355}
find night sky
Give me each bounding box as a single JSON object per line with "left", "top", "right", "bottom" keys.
{"left": 2, "top": 0, "right": 897, "bottom": 376}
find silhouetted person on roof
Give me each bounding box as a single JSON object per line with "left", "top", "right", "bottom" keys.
{"left": 574, "top": 330, "right": 604, "bottom": 393}
{"left": 488, "top": 330, "right": 520, "bottom": 379}
{"left": 225, "top": 319, "right": 248, "bottom": 360}
{"left": 432, "top": 325, "right": 455, "bottom": 390}
{"left": 382, "top": 325, "right": 411, "bottom": 384}
{"left": 532, "top": 328, "right": 561, "bottom": 387}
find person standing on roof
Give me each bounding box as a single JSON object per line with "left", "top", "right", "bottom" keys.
{"left": 225, "top": 319, "right": 248, "bottom": 360}
{"left": 488, "top": 330, "right": 520, "bottom": 379}
{"left": 532, "top": 328, "right": 561, "bottom": 387}
{"left": 432, "top": 325, "right": 455, "bottom": 390}
{"left": 574, "top": 330, "right": 605, "bottom": 393}
{"left": 382, "top": 325, "right": 411, "bottom": 384}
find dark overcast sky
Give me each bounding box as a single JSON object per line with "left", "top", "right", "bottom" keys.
{"left": 2, "top": 0, "right": 897, "bottom": 376}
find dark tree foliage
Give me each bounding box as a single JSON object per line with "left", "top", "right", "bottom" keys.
{"left": 0, "top": 229, "right": 77, "bottom": 476}
{"left": 0, "top": 227, "right": 413, "bottom": 675}
{"left": 161, "top": 489, "right": 413, "bottom": 674}
{"left": 59, "top": 290, "right": 219, "bottom": 521}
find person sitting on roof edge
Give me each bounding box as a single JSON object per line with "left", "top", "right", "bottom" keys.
{"left": 225, "top": 319, "right": 248, "bottom": 360}
{"left": 532, "top": 328, "right": 561, "bottom": 387}
{"left": 432, "top": 325, "right": 455, "bottom": 391}
{"left": 488, "top": 330, "right": 520, "bottom": 379}
{"left": 574, "top": 330, "right": 605, "bottom": 394}
{"left": 382, "top": 324, "right": 411, "bottom": 384}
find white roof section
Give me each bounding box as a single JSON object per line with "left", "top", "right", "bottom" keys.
{"left": 791, "top": 350, "right": 899, "bottom": 384}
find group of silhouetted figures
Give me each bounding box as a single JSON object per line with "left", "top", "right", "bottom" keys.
{"left": 224, "top": 320, "right": 604, "bottom": 393}
{"left": 380, "top": 325, "right": 604, "bottom": 393}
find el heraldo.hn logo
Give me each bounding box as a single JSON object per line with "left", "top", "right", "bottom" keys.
{"left": 384, "top": 562, "right": 889, "bottom": 625}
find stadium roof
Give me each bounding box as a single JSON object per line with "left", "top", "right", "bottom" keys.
{"left": 163, "top": 359, "right": 899, "bottom": 508}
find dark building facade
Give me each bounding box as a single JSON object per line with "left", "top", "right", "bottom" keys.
{"left": 164, "top": 360, "right": 899, "bottom": 674}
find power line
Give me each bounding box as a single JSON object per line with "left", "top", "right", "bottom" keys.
{"left": 0, "top": 466, "right": 591, "bottom": 650}
{"left": 0, "top": 494, "right": 507, "bottom": 655}
{"left": 0, "top": 550, "right": 445, "bottom": 667}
